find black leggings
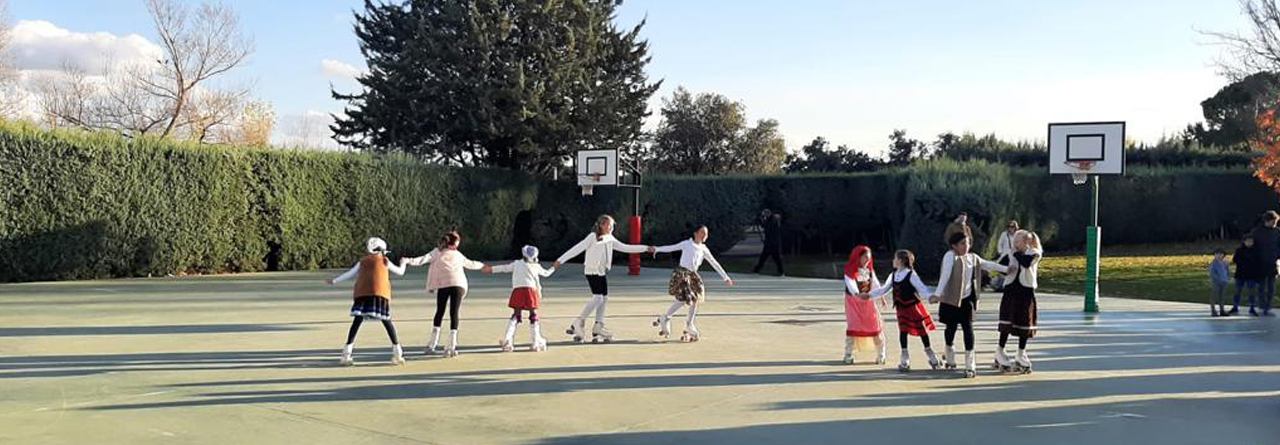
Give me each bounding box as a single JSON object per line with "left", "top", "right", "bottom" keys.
{"left": 346, "top": 317, "right": 399, "bottom": 345}
{"left": 944, "top": 321, "right": 975, "bottom": 351}
{"left": 434, "top": 286, "right": 465, "bottom": 330}
{"left": 899, "top": 331, "right": 932, "bottom": 349}
{"left": 999, "top": 331, "right": 1030, "bottom": 349}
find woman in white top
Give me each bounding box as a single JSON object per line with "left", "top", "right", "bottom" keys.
{"left": 552, "top": 215, "right": 655, "bottom": 343}
{"left": 652, "top": 226, "right": 735, "bottom": 342}
{"left": 993, "top": 221, "right": 1019, "bottom": 289}
{"left": 488, "top": 245, "right": 556, "bottom": 352}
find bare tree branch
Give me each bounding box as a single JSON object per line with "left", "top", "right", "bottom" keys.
{"left": 1205, "top": 0, "right": 1280, "bottom": 80}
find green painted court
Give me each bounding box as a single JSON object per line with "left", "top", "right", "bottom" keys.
{"left": 1, "top": 265, "right": 1277, "bottom": 445}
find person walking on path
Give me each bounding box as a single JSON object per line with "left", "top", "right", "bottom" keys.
{"left": 753, "top": 209, "right": 785, "bottom": 276}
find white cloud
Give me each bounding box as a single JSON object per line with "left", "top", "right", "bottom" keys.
{"left": 273, "top": 110, "right": 343, "bottom": 150}
{"left": 8, "top": 20, "right": 162, "bottom": 73}
{"left": 320, "top": 59, "right": 362, "bottom": 79}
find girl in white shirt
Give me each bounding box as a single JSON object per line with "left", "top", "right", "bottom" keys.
{"left": 994, "top": 230, "right": 1043, "bottom": 373}
{"left": 861, "top": 250, "right": 941, "bottom": 372}
{"left": 488, "top": 245, "right": 556, "bottom": 352}
{"left": 553, "top": 215, "right": 654, "bottom": 343}
{"left": 652, "top": 226, "right": 735, "bottom": 342}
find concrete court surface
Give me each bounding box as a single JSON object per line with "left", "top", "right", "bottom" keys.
{"left": 1, "top": 264, "right": 1278, "bottom": 445}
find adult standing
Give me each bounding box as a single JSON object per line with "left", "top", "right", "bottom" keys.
{"left": 753, "top": 209, "right": 786, "bottom": 276}
{"left": 994, "top": 221, "right": 1019, "bottom": 290}
{"left": 943, "top": 213, "right": 974, "bottom": 247}
{"left": 1250, "top": 211, "right": 1280, "bottom": 317}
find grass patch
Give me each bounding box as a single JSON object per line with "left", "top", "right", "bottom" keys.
{"left": 708, "top": 242, "right": 1276, "bottom": 307}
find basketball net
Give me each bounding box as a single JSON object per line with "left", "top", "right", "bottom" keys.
{"left": 580, "top": 173, "right": 603, "bottom": 196}
{"left": 1067, "top": 161, "right": 1095, "bottom": 186}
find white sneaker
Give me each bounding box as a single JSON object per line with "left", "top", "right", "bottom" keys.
{"left": 842, "top": 338, "right": 855, "bottom": 364}
{"left": 390, "top": 344, "right": 405, "bottom": 365}
{"left": 339, "top": 344, "right": 354, "bottom": 366}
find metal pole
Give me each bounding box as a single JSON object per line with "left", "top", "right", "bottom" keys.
{"left": 1084, "top": 175, "right": 1101, "bottom": 313}
{"left": 1091, "top": 175, "right": 1099, "bottom": 227}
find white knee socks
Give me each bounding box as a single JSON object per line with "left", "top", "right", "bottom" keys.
{"left": 579, "top": 295, "right": 604, "bottom": 321}
{"left": 664, "top": 301, "right": 684, "bottom": 320}
{"left": 686, "top": 303, "right": 699, "bottom": 330}
{"left": 594, "top": 295, "right": 609, "bottom": 322}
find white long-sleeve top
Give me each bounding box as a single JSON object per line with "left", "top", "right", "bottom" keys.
{"left": 555, "top": 232, "right": 649, "bottom": 276}
{"left": 997, "top": 231, "right": 1016, "bottom": 257}
{"left": 1004, "top": 248, "right": 1043, "bottom": 289}
{"left": 655, "top": 239, "right": 731, "bottom": 282}
{"left": 332, "top": 257, "right": 407, "bottom": 282}
{"left": 491, "top": 261, "right": 555, "bottom": 290}
{"left": 934, "top": 251, "right": 1007, "bottom": 298}
{"left": 868, "top": 269, "right": 932, "bottom": 299}
{"left": 403, "top": 248, "right": 485, "bottom": 291}
{"left": 843, "top": 267, "right": 882, "bottom": 298}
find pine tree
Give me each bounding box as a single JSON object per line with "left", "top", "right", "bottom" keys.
{"left": 332, "top": 0, "right": 660, "bottom": 173}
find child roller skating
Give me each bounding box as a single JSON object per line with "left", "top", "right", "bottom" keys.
{"left": 488, "top": 245, "right": 555, "bottom": 352}
{"left": 652, "top": 226, "right": 735, "bottom": 343}
{"left": 841, "top": 246, "right": 887, "bottom": 364}
{"left": 553, "top": 215, "right": 654, "bottom": 343}
{"left": 994, "top": 230, "right": 1043, "bottom": 374}
{"left": 326, "top": 237, "right": 408, "bottom": 366}
{"left": 861, "top": 250, "right": 940, "bottom": 372}
{"left": 403, "top": 231, "right": 487, "bottom": 358}
{"left": 932, "top": 233, "right": 1007, "bottom": 378}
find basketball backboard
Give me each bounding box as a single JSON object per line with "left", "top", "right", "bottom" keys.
{"left": 1048, "top": 122, "right": 1126, "bottom": 175}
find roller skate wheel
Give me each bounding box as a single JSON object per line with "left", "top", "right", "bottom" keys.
{"left": 964, "top": 370, "right": 976, "bottom": 378}
{"left": 898, "top": 364, "right": 911, "bottom": 373}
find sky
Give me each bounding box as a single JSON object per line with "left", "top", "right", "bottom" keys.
{"left": 4, "top": 0, "right": 1253, "bottom": 155}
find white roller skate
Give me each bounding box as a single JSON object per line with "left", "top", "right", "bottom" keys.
{"left": 843, "top": 338, "right": 855, "bottom": 364}
{"left": 390, "top": 344, "right": 405, "bottom": 365}
{"left": 897, "top": 349, "right": 911, "bottom": 372}
{"left": 443, "top": 329, "right": 460, "bottom": 358}
{"left": 339, "top": 344, "right": 354, "bottom": 366}
{"left": 500, "top": 317, "right": 519, "bottom": 352}
{"left": 425, "top": 326, "right": 442, "bottom": 355}
{"left": 963, "top": 350, "right": 977, "bottom": 378}
{"left": 993, "top": 347, "right": 1014, "bottom": 372}
{"left": 653, "top": 316, "right": 672, "bottom": 339}
{"left": 943, "top": 346, "right": 958, "bottom": 370}
{"left": 591, "top": 321, "right": 614, "bottom": 343}
{"left": 680, "top": 324, "right": 700, "bottom": 342}
{"left": 924, "top": 347, "right": 942, "bottom": 370}
{"left": 530, "top": 322, "right": 548, "bottom": 352}
{"left": 566, "top": 318, "right": 587, "bottom": 343}
{"left": 1015, "top": 349, "right": 1033, "bottom": 374}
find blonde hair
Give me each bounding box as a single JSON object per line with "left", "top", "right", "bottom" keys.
{"left": 593, "top": 215, "right": 615, "bottom": 237}
{"left": 1015, "top": 230, "right": 1042, "bottom": 250}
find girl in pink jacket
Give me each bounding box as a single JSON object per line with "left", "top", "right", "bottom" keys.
{"left": 402, "top": 231, "right": 487, "bottom": 358}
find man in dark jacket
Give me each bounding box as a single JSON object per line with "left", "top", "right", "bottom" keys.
{"left": 1250, "top": 211, "right": 1280, "bottom": 316}
{"left": 1230, "top": 235, "right": 1261, "bottom": 316}
{"left": 753, "top": 209, "right": 785, "bottom": 276}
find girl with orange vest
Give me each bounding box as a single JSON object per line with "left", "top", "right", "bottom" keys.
{"left": 326, "top": 237, "right": 408, "bottom": 366}
{"left": 402, "top": 231, "right": 487, "bottom": 358}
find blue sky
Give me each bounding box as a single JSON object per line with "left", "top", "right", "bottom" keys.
{"left": 7, "top": 0, "right": 1251, "bottom": 153}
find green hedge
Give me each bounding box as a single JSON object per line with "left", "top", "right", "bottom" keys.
{"left": 3, "top": 122, "right": 1275, "bottom": 283}
{"left": 0, "top": 122, "right": 537, "bottom": 282}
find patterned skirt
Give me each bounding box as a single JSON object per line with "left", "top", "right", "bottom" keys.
{"left": 998, "top": 285, "right": 1037, "bottom": 338}
{"left": 508, "top": 287, "right": 541, "bottom": 311}
{"left": 668, "top": 267, "right": 706, "bottom": 304}
{"left": 350, "top": 296, "right": 391, "bottom": 320}
{"left": 895, "top": 301, "right": 936, "bottom": 337}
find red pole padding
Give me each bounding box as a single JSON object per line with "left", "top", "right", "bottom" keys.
{"left": 629, "top": 215, "right": 642, "bottom": 276}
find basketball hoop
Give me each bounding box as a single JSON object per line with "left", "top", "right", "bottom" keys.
{"left": 1067, "top": 160, "right": 1095, "bottom": 186}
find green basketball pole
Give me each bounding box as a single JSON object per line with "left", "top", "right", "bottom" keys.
{"left": 1084, "top": 175, "right": 1101, "bottom": 313}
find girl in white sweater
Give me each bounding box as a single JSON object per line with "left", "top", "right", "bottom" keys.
{"left": 488, "top": 245, "right": 556, "bottom": 352}
{"left": 652, "top": 226, "right": 735, "bottom": 342}
{"left": 994, "top": 230, "right": 1043, "bottom": 373}
{"left": 553, "top": 215, "right": 655, "bottom": 343}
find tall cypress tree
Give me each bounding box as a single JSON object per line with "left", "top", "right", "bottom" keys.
{"left": 332, "top": 0, "right": 660, "bottom": 173}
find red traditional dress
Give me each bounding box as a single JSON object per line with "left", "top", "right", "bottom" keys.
{"left": 843, "top": 246, "right": 885, "bottom": 352}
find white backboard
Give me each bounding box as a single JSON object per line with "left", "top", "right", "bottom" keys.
{"left": 1048, "top": 122, "right": 1125, "bottom": 175}
{"left": 576, "top": 149, "right": 618, "bottom": 186}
